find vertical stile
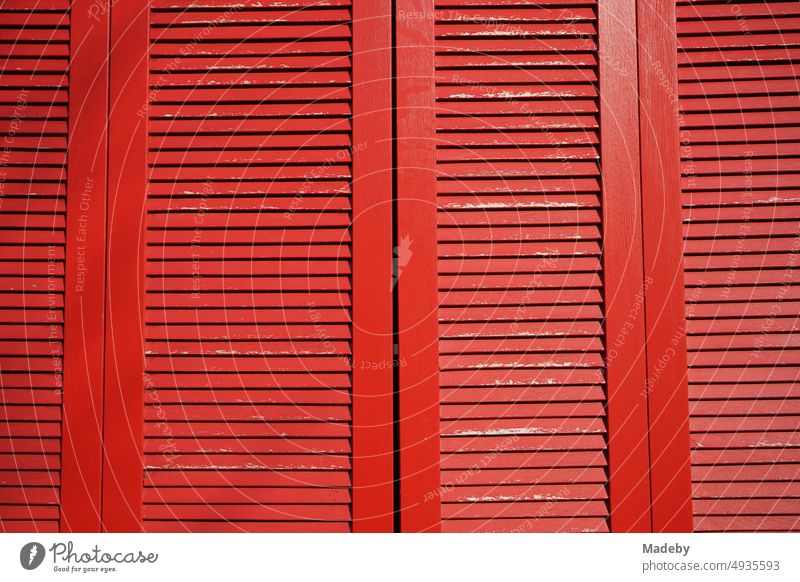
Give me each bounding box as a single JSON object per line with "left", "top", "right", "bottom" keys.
{"left": 61, "top": 0, "right": 109, "bottom": 533}
{"left": 599, "top": 0, "right": 653, "bottom": 532}
{"left": 395, "top": 0, "right": 442, "bottom": 532}
{"left": 351, "top": 0, "right": 395, "bottom": 532}
{"left": 638, "top": 0, "right": 694, "bottom": 533}
{"left": 102, "top": 0, "right": 148, "bottom": 532}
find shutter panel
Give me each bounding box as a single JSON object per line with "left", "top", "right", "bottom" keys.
{"left": 0, "top": 0, "right": 69, "bottom": 533}
{"left": 677, "top": 0, "right": 800, "bottom": 532}
{"left": 432, "top": 0, "right": 609, "bottom": 532}
{"left": 140, "top": 0, "right": 357, "bottom": 532}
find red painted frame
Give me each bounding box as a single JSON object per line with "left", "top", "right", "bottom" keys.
{"left": 61, "top": 0, "right": 109, "bottom": 533}
{"left": 97, "top": 0, "right": 396, "bottom": 532}
{"left": 637, "top": 0, "right": 694, "bottom": 533}
{"left": 599, "top": 0, "right": 653, "bottom": 532}
{"left": 351, "top": 0, "right": 395, "bottom": 532}
{"left": 395, "top": 0, "right": 441, "bottom": 532}
{"left": 101, "top": 0, "right": 148, "bottom": 532}
{"left": 54, "top": 0, "right": 697, "bottom": 534}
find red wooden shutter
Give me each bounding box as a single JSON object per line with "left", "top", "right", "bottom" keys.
{"left": 0, "top": 0, "right": 69, "bottom": 533}
{"left": 433, "top": 0, "right": 608, "bottom": 533}
{"left": 101, "top": 0, "right": 392, "bottom": 532}
{"left": 677, "top": 0, "right": 800, "bottom": 531}
{"left": 396, "top": 0, "right": 652, "bottom": 532}
{"left": 4, "top": 0, "right": 800, "bottom": 536}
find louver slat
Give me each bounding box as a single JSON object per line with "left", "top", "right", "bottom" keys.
{"left": 433, "top": 1, "right": 609, "bottom": 533}
{"left": 677, "top": 0, "right": 800, "bottom": 532}
{"left": 0, "top": 0, "right": 69, "bottom": 533}
{"left": 141, "top": 0, "right": 356, "bottom": 533}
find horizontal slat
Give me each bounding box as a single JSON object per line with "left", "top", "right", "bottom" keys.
{"left": 143, "top": 521, "right": 350, "bottom": 533}
{"left": 441, "top": 517, "right": 608, "bottom": 533}
{"left": 143, "top": 487, "right": 349, "bottom": 504}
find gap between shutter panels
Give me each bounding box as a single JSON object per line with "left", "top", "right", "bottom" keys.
{"left": 677, "top": 0, "right": 800, "bottom": 532}
{"left": 0, "top": 0, "right": 69, "bottom": 533}
{"left": 433, "top": 0, "right": 608, "bottom": 532}
{"left": 142, "top": 0, "right": 355, "bottom": 532}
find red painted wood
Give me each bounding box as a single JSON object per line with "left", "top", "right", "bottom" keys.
{"left": 396, "top": 0, "right": 442, "bottom": 532}
{"left": 677, "top": 0, "right": 800, "bottom": 533}
{"left": 61, "top": 0, "right": 109, "bottom": 533}
{"left": 0, "top": 0, "right": 69, "bottom": 534}
{"left": 430, "top": 0, "right": 610, "bottom": 533}
{"left": 136, "top": 0, "right": 359, "bottom": 533}
{"left": 351, "top": 0, "right": 394, "bottom": 532}
{"left": 638, "top": 0, "right": 693, "bottom": 533}
{"left": 7, "top": 0, "right": 800, "bottom": 535}
{"left": 599, "top": 0, "right": 652, "bottom": 532}
{"left": 102, "top": 0, "right": 148, "bottom": 532}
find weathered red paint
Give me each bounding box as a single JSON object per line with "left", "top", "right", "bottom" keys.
{"left": 677, "top": 0, "right": 800, "bottom": 533}
{"left": 3, "top": 0, "right": 800, "bottom": 535}
{"left": 433, "top": 0, "right": 610, "bottom": 533}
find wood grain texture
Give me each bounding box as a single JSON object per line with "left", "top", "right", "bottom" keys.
{"left": 638, "top": 0, "right": 694, "bottom": 533}
{"left": 599, "top": 0, "right": 652, "bottom": 532}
